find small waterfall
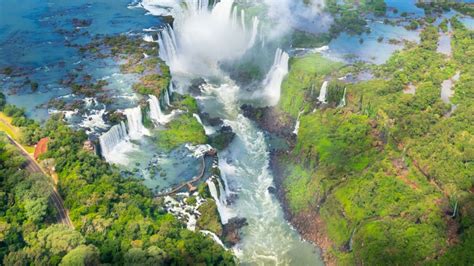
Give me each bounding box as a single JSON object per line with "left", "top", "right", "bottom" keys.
{"left": 184, "top": 0, "right": 209, "bottom": 14}
{"left": 200, "top": 230, "right": 227, "bottom": 249}
{"left": 193, "top": 113, "right": 215, "bottom": 135}
{"left": 124, "top": 107, "right": 150, "bottom": 140}
{"left": 338, "top": 87, "right": 347, "bottom": 107}
{"left": 247, "top": 17, "right": 259, "bottom": 49}
{"left": 206, "top": 179, "right": 233, "bottom": 224}
{"left": 318, "top": 81, "right": 328, "bottom": 103}
{"left": 261, "top": 48, "right": 290, "bottom": 106}
{"left": 98, "top": 119, "right": 140, "bottom": 165}
{"left": 99, "top": 122, "right": 128, "bottom": 161}
{"left": 149, "top": 95, "right": 181, "bottom": 125}
{"left": 164, "top": 86, "right": 172, "bottom": 106}
{"left": 217, "top": 178, "right": 228, "bottom": 205}
{"left": 158, "top": 25, "right": 178, "bottom": 66}
{"left": 293, "top": 110, "right": 304, "bottom": 135}
{"left": 240, "top": 9, "right": 247, "bottom": 34}
{"left": 211, "top": 0, "right": 235, "bottom": 22}
{"left": 149, "top": 94, "right": 165, "bottom": 123}
{"left": 143, "top": 34, "right": 155, "bottom": 43}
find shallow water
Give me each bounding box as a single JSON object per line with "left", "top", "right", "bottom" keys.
{"left": 325, "top": 21, "right": 420, "bottom": 64}
{"left": 0, "top": 0, "right": 160, "bottom": 121}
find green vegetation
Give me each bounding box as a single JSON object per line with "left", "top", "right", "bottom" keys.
{"left": 279, "top": 53, "right": 343, "bottom": 117}
{"left": 0, "top": 96, "right": 42, "bottom": 148}
{"left": 155, "top": 114, "right": 207, "bottom": 151}
{"left": 279, "top": 21, "right": 474, "bottom": 264}
{"left": 0, "top": 133, "right": 57, "bottom": 263}
{"left": 417, "top": 1, "right": 474, "bottom": 17}
{"left": 132, "top": 63, "right": 171, "bottom": 97}
{"left": 172, "top": 94, "right": 199, "bottom": 113}
{"left": 326, "top": 0, "right": 387, "bottom": 37}
{"left": 197, "top": 201, "right": 223, "bottom": 236}
{"left": 0, "top": 114, "right": 233, "bottom": 265}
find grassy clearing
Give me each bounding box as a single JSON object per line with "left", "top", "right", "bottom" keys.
{"left": 0, "top": 112, "right": 35, "bottom": 153}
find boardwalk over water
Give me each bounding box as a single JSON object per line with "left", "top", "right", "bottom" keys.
{"left": 155, "top": 150, "right": 216, "bottom": 197}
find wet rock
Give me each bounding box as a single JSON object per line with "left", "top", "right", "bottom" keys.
{"left": 241, "top": 104, "right": 294, "bottom": 139}
{"left": 188, "top": 78, "right": 206, "bottom": 96}
{"left": 209, "top": 126, "right": 236, "bottom": 151}
{"left": 268, "top": 186, "right": 277, "bottom": 194}
{"left": 222, "top": 217, "right": 248, "bottom": 247}
{"left": 72, "top": 18, "right": 92, "bottom": 27}
{"left": 200, "top": 112, "right": 224, "bottom": 127}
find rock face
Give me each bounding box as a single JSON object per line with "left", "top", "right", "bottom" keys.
{"left": 222, "top": 217, "right": 248, "bottom": 247}
{"left": 188, "top": 78, "right": 206, "bottom": 96}
{"left": 209, "top": 126, "right": 236, "bottom": 151}
{"left": 240, "top": 104, "right": 295, "bottom": 139}
{"left": 83, "top": 140, "right": 96, "bottom": 154}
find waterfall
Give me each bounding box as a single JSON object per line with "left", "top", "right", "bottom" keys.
{"left": 193, "top": 113, "right": 215, "bottom": 135}
{"left": 338, "top": 87, "right": 347, "bottom": 107}
{"left": 206, "top": 179, "right": 234, "bottom": 224}
{"left": 260, "top": 48, "right": 290, "bottom": 106}
{"left": 200, "top": 230, "right": 227, "bottom": 249}
{"left": 185, "top": 0, "right": 209, "bottom": 14}
{"left": 293, "top": 110, "right": 304, "bottom": 135}
{"left": 164, "top": 85, "right": 172, "bottom": 106}
{"left": 99, "top": 122, "right": 128, "bottom": 157}
{"left": 240, "top": 9, "right": 247, "bottom": 34}
{"left": 158, "top": 25, "right": 178, "bottom": 66}
{"left": 149, "top": 95, "right": 181, "bottom": 125}
{"left": 143, "top": 34, "right": 155, "bottom": 43}
{"left": 149, "top": 95, "right": 165, "bottom": 123}
{"left": 124, "top": 107, "right": 150, "bottom": 140}
{"left": 217, "top": 178, "right": 228, "bottom": 205}
{"left": 318, "top": 81, "right": 328, "bottom": 103}
{"left": 155, "top": 0, "right": 258, "bottom": 75}
{"left": 99, "top": 121, "right": 136, "bottom": 164}
{"left": 247, "top": 17, "right": 260, "bottom": 49}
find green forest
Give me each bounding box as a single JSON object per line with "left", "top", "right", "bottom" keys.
{"left": 278, "top": 16, "right": 474, "bottom": 265}
{"left": 0, "top": 111, "right": 233, "bottom": 264}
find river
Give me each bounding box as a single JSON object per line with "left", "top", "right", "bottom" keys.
{"left": 139, "top": 0, "right": 323, "bottom": 264}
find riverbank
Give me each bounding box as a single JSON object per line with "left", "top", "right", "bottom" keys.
{"left": 270, "top": 150, "right": 336, "bottom": 266}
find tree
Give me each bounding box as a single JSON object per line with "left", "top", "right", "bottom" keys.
{"left": 24, "top": 198, "right": 48, "bottom": 223}
{"left": 60, "top": 245, "right": 100, "bottom": 266}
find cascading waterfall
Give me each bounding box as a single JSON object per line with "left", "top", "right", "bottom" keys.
{"left": 148, "top": 94, "right": 181, "bottom": 124}
{"left": 240, "top": 9, "right": 247, "bottom": 34}
{"left": 338, "top": 87, "right": 347, "bottom": 107}
{"left": 247, "top": 17, "right": 260, "bottom": 49}
{"left": 200, "top": 230, "right": 227, "bottom": 249}
{"left": 158, "top": 25, "right": 178, "bottom": 66}
{"left": 164, "top": 86, "right": 172, "bottom": 106}
{"left": 141, "top": 0, "right": 323, "bottom": 263}
{"left": 156, "top": 0, "right": 260, "bottom": 74}
{"left": 143, "top": 34, "right": 155, "bottom": 42}
{"left": 99, "top": 122, "right": 128, "bottom": 158}
{"left": 148, "top": 94, "right": 165, "bottom": 123}
{"left": 193, "top": 113, "right": 215, "bottom": 135}
{"left": 206, "top": 178, "right": 234, "bottom": 224}
{"left": 318, "top": 80, "right": 328, "bottom": 103}
{"left": 185, "top": 0, "right": 209, "bottom": 14}
{"left": 293, "top": 110, "right": 304, "bottom": 135}
{"left": 99, "top": 121, "right": 135, "bottom": 164}
{"left": 124, "top": 106, "right": 150, "bottom": 140}
{"left": 260, "top": 48, "right": 289, "bottom": 106}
